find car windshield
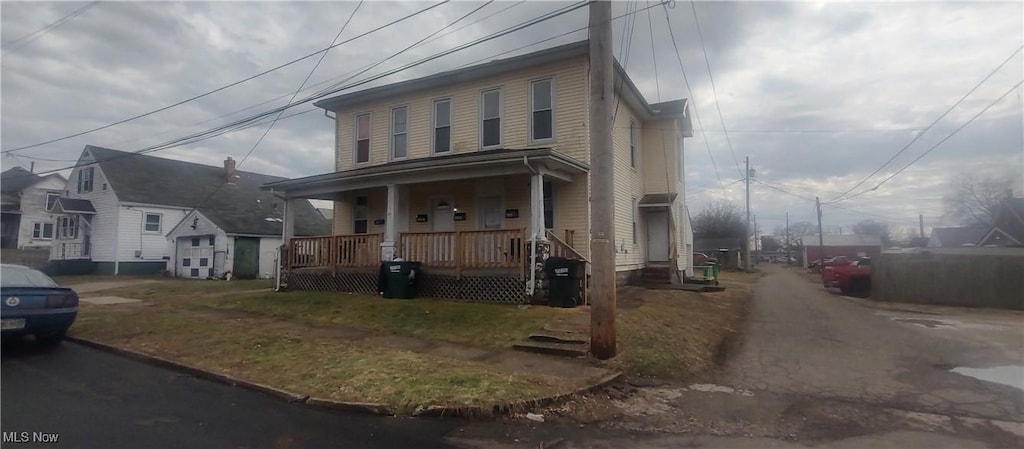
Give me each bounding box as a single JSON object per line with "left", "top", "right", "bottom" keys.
{"left": 1, "top": 266, "right": 59, "bottom": 288}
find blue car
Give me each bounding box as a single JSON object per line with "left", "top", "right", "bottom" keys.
{"left": 1, "top": 264, "right": 79, "bottom": 345}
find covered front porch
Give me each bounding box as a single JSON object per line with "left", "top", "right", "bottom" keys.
{"left": 266, "top": 149, "right": 591, "bottom": 303}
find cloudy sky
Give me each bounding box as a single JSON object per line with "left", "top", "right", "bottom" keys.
{"left": 2, "top": 1, "right": 1022, "bottom": 237}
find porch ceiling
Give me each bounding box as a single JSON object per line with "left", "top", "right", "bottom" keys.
{"left": 638, "top": 193, "right": 678, "bottom": 208}
{"left": 263, "top": 148, "right": 589, "bottom": 200}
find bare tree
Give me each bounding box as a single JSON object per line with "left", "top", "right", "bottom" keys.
{"left": 943, "top": 172, "right": 1019, "bottom": 226}
{"left": 773, "top": 221, "right": 816, "bottom": 248}
{"left": 851, "top": 219, "right": 891, "bottom": 246}
{"left": 692, "top": 200, "right": 746, "bottom": 245}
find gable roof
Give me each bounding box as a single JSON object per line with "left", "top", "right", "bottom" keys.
{"left": 83, "top": 146, "right": 329, "bottom": 236}
{"left": 52, "top": 197, "right": 97, "bottom": 214}
{"left": 313, "top": 40, "right": 688, "bottom": 122}
{"left": 0, "top": 167, "right": 40, "bottom": 196}
{"left": 930, "top": 227, "right": 990, "bottom": 247}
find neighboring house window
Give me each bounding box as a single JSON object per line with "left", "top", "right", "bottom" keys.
{"left": 77, "top": 166, "right": 94, "bottom": 193}
{"left": 59, "top": 216, "right": 78, "bottom": 239}
{"left": 530, "top": 79, "right": 554, "bottom": 141}
{"left": 481, "top": 89, "right": 502, "bottom": 148}
{"left": 354, "top": 113, "right": 371, "bottom": 164}
{"left": 434, "top": 99, "right": 451, "bottom": 154}
{"left": 391, "top": 106, "right": 408, "bottom": 159}
{"left": 543, "top": 181, "right": 554, "bottom": 230}
{"left": 629, "top": 122, "right": 637, "bottom": 168}
{"left": 45, "top": 192, "right": 59, "bottom": 211}
{"left": 191, "top": 238, "right": 201, "bottom": 247}
{"left": 631, "top": 197, "right": 637, "bottom": 244}
{"left": 353, "top": 196, "right": 368, "bottom": 234}
{"left": 32, "top": 222, "right": 54, "bottom": 239}
{"left": 144, "top": 213, "right": 162, "bottom": 233}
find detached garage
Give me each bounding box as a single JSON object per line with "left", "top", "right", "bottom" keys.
{"left": 166, "top": 197, "right": 328, "bottom": 280}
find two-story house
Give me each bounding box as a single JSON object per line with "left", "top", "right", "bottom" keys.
{"left": 0, "top": 166, "right": 66, "bottom": 250}
{"left": 265, "top": 41, "right": 694, "bottom": 302}
{"left": 50, "top": 145, "right": 329, "bottom": 276}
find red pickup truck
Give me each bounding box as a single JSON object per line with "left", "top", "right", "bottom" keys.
{"left": 822, "top": 256, "right": 872, "bottom": 297}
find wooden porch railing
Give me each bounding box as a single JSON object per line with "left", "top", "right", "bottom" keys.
{"left": 289, "top": 234, "right": 382, "bottom": 270}
{"left": 399, "top": 229, "right": 526, "bottom": 278}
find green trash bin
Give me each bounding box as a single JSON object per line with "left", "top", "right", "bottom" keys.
{"left": 381, "top": 261, "right": 421, "bottom": 299}
{"left": 545, "top": 257, "right": 583, "bottom": 307}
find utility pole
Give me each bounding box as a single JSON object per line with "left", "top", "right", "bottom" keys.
{"left": 588, "top": 0, "right": 616, "bottom": 360}
{"left": 816, "top": 196, "right": 825, "bottom": 264}
{"left": 753, "top": 214, "right": 759, "bottom": 258}
{"left": 744, "top": 156, "right": 751, "bottom": 272}
{"left": 785, "top": 212, "right": 791, "bottom": 265}
{"left": 919, "top": 213, "right": 925, "bottom": 242}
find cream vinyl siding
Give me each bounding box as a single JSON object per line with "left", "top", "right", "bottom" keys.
{"left": 611, "top": 95, "right": 646, "bottom": 270}
{"left": 641, "top": 118, "right": 681, "bottom": 195}
{"left": 333, "top": 56, "right": 589, "bottom": 170}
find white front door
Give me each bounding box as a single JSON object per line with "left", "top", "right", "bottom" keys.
{"left": 646, "top": 210, "right": 669, "bottom": 262}
{"left": 431, "top": 196, "right": 454, "bottom": 232}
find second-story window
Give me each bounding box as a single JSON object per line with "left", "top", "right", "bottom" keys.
{"left": 391, "top": 106, "right": 408, "bottom": 159}
{"left": 531, "top": 79, "right": 553, "bottom": 141}
{"left": 481, "top": 89, "right": 502, "bottom": 148}
{"left": 434, "top": 99, "right": 451, "bottom": 154}
{"left": 355, "top": 113, "right": 371, "bottom": 164}
{"left": 629, "top": 122, "right": 637, "bottom": 168}
{"left": 45, "top": 192, "right": 59, "bottom": 211}
{"left": 77, "top": 166, "right": 94, "bottom": 193}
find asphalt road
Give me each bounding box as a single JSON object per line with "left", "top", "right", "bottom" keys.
{"left": 1, "top": 341, "right": 460, "bottom": 449}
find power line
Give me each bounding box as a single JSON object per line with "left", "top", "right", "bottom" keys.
{"left": 2, "top": 2, "right": 99, "bottom": 54}
{"left": 662, "top": 2, "right": 726, "bottom": 197}
{"left": 611, "top": 0, "right": 639, "bottom": 124}
{"left": 1, "top": 1, "right": 452, "bottom": 155}
{"left": 829, "top": 44, "right": 1024, "bottom": 203}
{"left": 689, "top": 0, "right": 742, "bottom": 179}
{"left": 836, "top": 79, "right": 1023, "bottom": 203}
{"left": 8, "top": 0, "right": 596, "bottom": 182}
{"left": 752, "top": 179, "right": 817, "bottom": 203}
{"left": 645, "top": 0, "right": 661, "bottom": 103}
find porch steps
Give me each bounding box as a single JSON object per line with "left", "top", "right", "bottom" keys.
{"left": 512, "top": 340, "right": 589, "bottom": 358}
{"left": 641, "top": 265, "right": 673, "bottom": 285}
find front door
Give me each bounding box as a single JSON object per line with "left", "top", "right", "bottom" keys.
{"left": 431, "top": 197, "right": 454, "bottom": 232}
{"left": 646, "top": 210, "right": 669, "bottom": 262}
{"left": 478, "top": 196, "right": 502, "bottom": 230}
{"left": 233, "top": 237, "right": 260, "bottom": 279}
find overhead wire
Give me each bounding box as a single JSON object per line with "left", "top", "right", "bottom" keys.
{"left": 688, "top": 0, "right": 742, "bottom": 178}
{"left": 828, "top": 44, "right": 1024, "bottom": 203}
{"left": 2, "top": 1, "right": 99, "bottom": 54}
{"left": 645, "top": 0, "right": 662, "bottom": 103}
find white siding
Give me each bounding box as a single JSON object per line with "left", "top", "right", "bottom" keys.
{"left": 117, "top": 205, "right": 186, "bottom": 262}
{"left": 257, "top": 237, "right": 283, "bottom": 279}
{"left": 16, "top": 176, "right": 66, "bottom": 248}
{"left": 58, "top": 156, "right": 119, "bottom": 262}
{"left": 611, "top": 96, "right": 646, "bottom": 270}
{"left": 166, "top": 210, "right": 230, "bottom": 277}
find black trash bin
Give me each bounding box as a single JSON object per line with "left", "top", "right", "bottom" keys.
{"left": 379, "top": 261, "right": 421, "bottom": 299}
{"left": 544, "top": 257, "right": 584, "bottom": 307}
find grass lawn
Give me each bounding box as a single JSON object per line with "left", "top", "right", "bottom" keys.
{"left": 53, "top": 274, "right": 162, "bottom": 286}
{"left": 99, "top": 279, "right": 275, "bottom": 299}
{"left": 72, "top": 306, "right": 569, "bottom": 412}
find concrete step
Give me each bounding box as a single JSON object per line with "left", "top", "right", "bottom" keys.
{"left": 527, "top": 332, "right": 587, "bottom": 345}
{"left": 512, "top": 340, "right": 588, "bottom": 358}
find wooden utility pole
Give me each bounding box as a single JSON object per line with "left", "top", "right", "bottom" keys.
{"left": 816, "top": 196, "right": 825, "bottom": 263}
{"left": 919, "top": 213, "right": 925, "bottom": 242}
{"left": 744, "top": 156, "right": 751, "bottom": 272}
{"left": 785, "top": 212, "right": 791, "bottom": 265}
{"left": 589, "top": 0, "right": 616, "bottom": 360}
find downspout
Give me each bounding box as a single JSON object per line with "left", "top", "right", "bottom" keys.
{"left": 113, "top": 202, "right": 121, "bottom": 275}
{"left": 523, "top": 156, "right": 538, "bottom": 297}
{"left": 274, "top": 190, "right": 286, "bottom": 292}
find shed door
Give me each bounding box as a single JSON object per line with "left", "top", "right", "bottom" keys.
{"left": 233, "top": 237, "right": 260, "bottom": 279}
{"left": 646, "top": 210, "right": 669, "bottom": 262}
{"left": 179, "top": 237, "right": 214, "bottom": 278}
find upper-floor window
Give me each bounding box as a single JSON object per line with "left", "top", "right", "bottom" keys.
{"left": 144, "top": 213, "right": 162, "bottom": 233}
{"left": 629, "top": 122, "right": 637, "bottom": 168}
{"left": 530, "top": 79, "right": 553, "bottom": 141}
{"left": 433, "top": 99, "right": 451, "bottom": 154}
{"left": 481, "top": 89, "right": 502, "bottom": 148}
{"left": 391, "top": 106, "right": 408, "bottom": 159}
{"left": 353, "top": 196, "right": 368, "bottom": 234}
{"left": 45, "top": 192, "right": 59, "bottom": 211}
{"left": 77, "top": 166, "right": 94, "bottom": 193}
{"left": 354, "top": 113, "right": 371, "bottom": 164}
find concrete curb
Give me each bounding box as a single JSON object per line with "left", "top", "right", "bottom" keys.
{"left": 68, "top": 336, "right": 622, "bottom": 419}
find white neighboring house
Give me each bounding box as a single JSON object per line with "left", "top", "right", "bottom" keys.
{"left": 50, "top": 146, "right": 330, "bottom": 276}
{"left": 0, "top": 167, "right": 67, "bottom": 250}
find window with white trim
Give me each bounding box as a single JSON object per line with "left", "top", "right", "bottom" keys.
{"left": 530, "top": 79, "right": 553, "bottom": 141}
{"left": 45, "top": 192, "right": 59, "bottom": 211}
{"left": 33, "top": 222, "right": 54, "bottom": 239}
{"left": 481, "top": 89, "right": 502, "bottom": 148}
{"left": 629, "top": 122, "right": 637, "bottom": 168}
{"left": 59, "top": 216, "right": 78, "bottom": 239}
{"left": 353, "top": 196, "right": 368, "bottom": 234}
{"left": 77, "top": 166, "right": 94, "bottom": 193}
{"left": 354, "top": 113, "right": 371, "bottom": 163}
{"left": 391, "top": 106, "right": 408, "bottom": 159}
{"left": 433, "top": 99, "right": 451, "bottom": 154}
{"left": 144, "top": 213, "right": 162, "bottom": 233}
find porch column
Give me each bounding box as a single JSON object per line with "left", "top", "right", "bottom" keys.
{"left": 282, "top": 197, "right": 296, "bottom": 242}
{"left": 530, "top": 172, "right": 546, "bottom": 241}
{"left": 381, "top": 184, "right": 398, "bottom": 261}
